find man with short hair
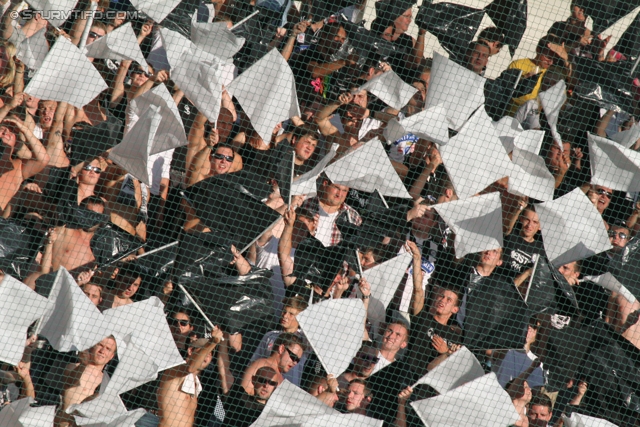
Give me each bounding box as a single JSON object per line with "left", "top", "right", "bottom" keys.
{"left": 80, "top": 283, "right": 103, "bottom": 307}
{"left": 222, "top": 366, "right": 279, "bottom": 427}
{"left": 371, "top": 321, "right": 409, "bottom": 374}
{"left": 250, "top": 296, "right": 309, "bottom": 387}
{"left": 504, "top": 207, "right": 546, "bottom": 285}
{"left": 337, "top": 379, "right": 372, "bottom": 415}
{"left": 465, "top": 41, "right": 491, "bottom": 75}
{"left": 55, "top": 336, "right": 117, "bottom": 427}
{"left": 241, "top": 333, "right": 305, "bottom": 395}
{"left": 337, "top": 342, "right": 380, "bottom": 390}
{"left": 301, "top": 178, "right": 362, "bottom": 247}
{"left": 528, "top": 394, "right": 553, "bottom": 427}
{"left": 290, "top": 124, "right": 319, "bottom": 176}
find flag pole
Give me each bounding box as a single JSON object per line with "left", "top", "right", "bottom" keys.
{"left": 524, "top": 254, "right": 539, "bottom": 303}
{"left": 177, "top": 283, "right": 224, "bottom": 341}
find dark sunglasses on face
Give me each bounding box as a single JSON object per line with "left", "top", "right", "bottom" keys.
{"left": 212, "top": 153, "right": 233, "bottom": 162}
{"left": 88, "top": 31, "right": 103, "bottom": 39}
{"left": 608, "top": 230, "right": 628, "bottom": 240}
{"left": 83, "top": 165, "right": 102, "bottom": 174}
{"left": 286, "top": 347, "right": 301, "bottom": 364}
{"left": 596, "top": 188, "right": 613, "bottom": 198}
{"left": 169, "top": 318, "right": 190, "bottom": 327}
{"left": 253, "top": 376, "right": 278, "bottom": 387}
{"left": 357, "top": 353, "right": 379, "bottom": 364}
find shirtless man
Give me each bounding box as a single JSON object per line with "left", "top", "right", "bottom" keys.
{"left": 55, "top": 336, "right": 117, "bottom": 427}
{"left": 157, "top": 326, "right": 227, "bottom": 427}
{"left": 0, "top": 116, "right": 50, "bottom": 216}
{"left": 51, "top": 196, "right": 106, "bottom": 271}
{"left": 241, "top": 332, "right": 305, "bottom": 395}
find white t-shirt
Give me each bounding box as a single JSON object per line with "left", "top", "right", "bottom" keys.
{"left": 315, "top": 206, "right": 339, "bottom": 247}
{"left": 371, "top": 352, "right": 393, "bottom": 375}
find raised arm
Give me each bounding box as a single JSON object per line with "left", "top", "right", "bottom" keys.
{"left": 315, "top": 92, "right": 352, "bottom": 136}
{"left": 406, "top": 241, "right": 425, "bottom": 315}
{"left": 45, "top": 102, "right": 71, "bottom": 168}
{"left": 278, "top": 209, "right": 296, "bottom": 287}
{"left": 5, "top": 117, "right": 50, "bottom": 177}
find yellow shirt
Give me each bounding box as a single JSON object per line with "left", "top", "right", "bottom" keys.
{"left": 507, "top": 58, "right": 547, "bottom": 116}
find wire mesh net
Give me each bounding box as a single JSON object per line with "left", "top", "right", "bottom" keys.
{"left": 0, "top": 0, "right": 639, "bottom": 426}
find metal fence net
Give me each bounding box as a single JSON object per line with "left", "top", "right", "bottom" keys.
{"left": 0, "top": 0, "right": 639, "bottom": 426}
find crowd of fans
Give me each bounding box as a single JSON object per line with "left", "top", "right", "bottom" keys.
{"left": 0, "top": 0, "right": 640, "bottom": 426}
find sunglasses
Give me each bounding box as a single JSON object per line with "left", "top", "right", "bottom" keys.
{"left": 253, "top": 376, "right": 278, "bottom": 387}
{"left": 286, "top": 347, "right": 301, "bottom": 364}
{"left": 129, "top": 69, "right": 150, "bottom": 78}
{"left": 169, "top": 318, "right": 190, "bottom": 327}
{"left": 88, "top": 31, "right": 104, "bottom": 39}
{"left": 357, "top": 353, "right": 380, "bottom": 364}
{"left": 213, "top": 153, "right": 233, "bottom": 162}
{"left": 83, "top": 165, "right": 102, "bottom": 174}
{"left": 608, "top": 230, "right": 628, "bottom": 240}
{"left": 596, "top": 188, "right": 613, "bottom": 198}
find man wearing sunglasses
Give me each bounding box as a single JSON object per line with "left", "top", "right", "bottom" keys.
{"left": 167, "top": 309, "right": 195, "bottom": 353}
{"left": 241, "top": 332, "right": 305, "bottom": 396}
{"left": 222, "top": 366, "right": 279, "bottom": 427}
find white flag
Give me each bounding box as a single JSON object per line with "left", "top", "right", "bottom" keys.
{"left": 610, "top": 122, "right": 640, "bottom": 149}
{"left": 0, "top": 397, "right": 56, "bottom": 427}
{"left": 324, "top": 139, "right": 411, "bottom": 199}
{"left": 15, "top": 28, "right": 49, "bottom": 71}
{"left": 0, "top": 275, "right": 51, "bottom": 366}
{"left": 410, "top": 373, "right": 520, "bottom": 427}
{"left": 27, "top": 0, "right": 78, "bottom": 27}
{"left": 513, "top": 130, "right": 545, "bottom": 155}
{"left": 588, "top": 132, "right": 640, "bottom": 192}
{"left": 102, "top": 334, "right": 159, "bottom": 395}
{"left": 537, "top": 188, "right": 612, "bottom": 267}
{"left": 84, "top": 23, "right": 149, "bottom": 72}
{"left": 493, "top": 116, "right": 523, "bottom": 153}
{"left": 291, "top": 144, "right": 338, "bottom": 197}
{"left": 425, "top": 52, "right": 485, "bottom": 131}
{"left": 562, "top": 412, "right": 620, "bottom": 427}
{"left": 39, "top": 267, "right": 111, "bottom": 352}
{"left": 360, "top": 252, "right": 412, "bottom": 311}
{"left": 297, "top": 299, "right": 365, "bottom": 376}
{"left": 508, "top": 147, "right": 556, "bottom": 202}
{"left": 584, "top": 272, "right": 636, "bottom": 304}
{"left": 25, "top": 36, "right": 108, "bottom": 108}
{"left": 103, "top": 297, "right": 184, "bottom": 372}
{"left": 161, "top": 28, "right": 223, "bottom": 124}
{"left": 190, "top": 16, "right": 245, "bottom": 62}
{"left": 434, "top": 192, "right": 504, "bottom": 258}
{"left": 227, "top": 49, "right": 301, "bottom": 143}
{"left": 358, "top": 70, "right": 417, "bottom": 110}
{"left": 412, "top": 346, "right": 485, "bottom": 393}
{"left": 538, "top": 80, "right": 566, "bottom": 148}
{"left": 129, "top": 0, "right": 182, "bottom": 23}
{"left": 109, "top": 84, "right": 187, "bottom": 185}
{"left": 251, "top": 380, "right": 382, "bottom": 427}
{"left": 383, "top": 104, "right": 449, "bottom": 146}
{"left": 439, "top": 108, "right": 513, "bottom": 199}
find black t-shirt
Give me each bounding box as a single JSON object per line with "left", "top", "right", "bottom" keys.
{"left": 407, "top": 310, "right": 462, "bottom": 375}
{"left": 503, "top": 233, "right": 546, "bottom": 276}
{"left": 222, "top": 384, "right": 266, "bottom": 427}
